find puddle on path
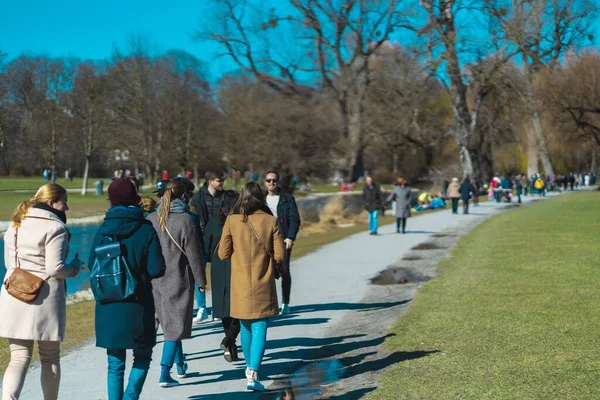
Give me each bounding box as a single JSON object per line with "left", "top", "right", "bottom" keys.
{"left": 370, "top": 267, "right": 431, "bottom": 285}
{"left": 273, "top": 360, "right": 344, "bottom": 399}
{"left": 411, "top": 242, "right": 443, "bottom": 250}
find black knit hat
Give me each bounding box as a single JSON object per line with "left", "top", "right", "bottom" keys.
{"left": 108, "top": 179, "right": 140, "bottom": 207}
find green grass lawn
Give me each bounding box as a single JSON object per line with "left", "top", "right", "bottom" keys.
{"left": 0, "top": 192, "right": 111, "bottom": 221}
{"left": 0, "top": 177, "right": 107, "bottom": 191}
{"left": 371, "top": 191, "right": 600, "bottom": 400}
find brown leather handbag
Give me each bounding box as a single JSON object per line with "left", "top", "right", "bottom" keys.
{"left": 3, "top": 228, "right": 48, "bottom": 303}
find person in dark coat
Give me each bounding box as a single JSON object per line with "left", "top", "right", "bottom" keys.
{"left": 386, "top": 177, "right": 411, "bottom": 234}
{"left": 147, "top": 180, "right": 206, "bottom": 388}
{"left": 189, "top": 171, "right": 226, "bottom": 237}
{"left": 363, "top": 176, "right": 383, "bottom": 235}
{"left": 460, "top": 176, "right": 473, "bottom": 214}
{"left": 89, "top": 179, "right": 166, "bottom": 400}
{"left": 264, "top": 170, "right": 301, "bottom": 315}
{"left": 204, "top": 190, "right": 240, "bottom": 362}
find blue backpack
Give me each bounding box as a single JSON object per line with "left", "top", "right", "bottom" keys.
{"left": 90, "top": 238, "right": 139, "bottom": 304}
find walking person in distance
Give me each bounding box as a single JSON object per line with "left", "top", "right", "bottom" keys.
{"left": 218, "top": 182, "right": 285, "bottom": 391}
{"left": 363, "top": 176, "right": 383, "bottom": 235}
{"left": 264, "top": 170, "right": 300, "bottom": 315}
{"left": 386, "top": 177, "right": 411, "bottom": 234}
{"left": 447, "top": 178, "right": 461, "bottom": 214}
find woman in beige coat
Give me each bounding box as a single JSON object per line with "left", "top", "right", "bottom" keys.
{"left": 218, "top": 181, "right": 284, "bottom": 392}
{"left": 447, "top": 177, "right": 461, "bottom": 214}
{"left": 0, "top": 184, "right": 82, "bottom": 400}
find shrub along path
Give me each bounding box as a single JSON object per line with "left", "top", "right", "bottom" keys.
{"left": 7, "top": 190, "right": 579, "bottom": 399}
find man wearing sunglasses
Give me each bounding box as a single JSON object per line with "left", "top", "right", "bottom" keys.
{"left": 265, "top": 170, "right": 301, "bottom": 315}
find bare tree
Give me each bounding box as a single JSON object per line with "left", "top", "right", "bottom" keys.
{"left": 545, "top": 52, "right": 600, "bottom": 147}
{"left": 365, "top": 43, "right": 450, "bottom": 178}
{"left": 201, "top": 0, "right": 412, "bottom": 181}
{"left": 485, "top": 0, "right": 598, "bottom": 176}
{"left": 67, "top": 63, "right": 113, "bottom": 194}
{"left": 417, "top": 0, "right": 516, "bottom": 179}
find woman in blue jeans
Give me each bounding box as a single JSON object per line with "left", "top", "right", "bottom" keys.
{"left": 148, "top": 180, "right": 206, "bottom": 388}
{"left": 89, "top": 179, "right": 166, "bottom": 399}
{"left": 218, "top": 182, "right": 285, "bottom": 391}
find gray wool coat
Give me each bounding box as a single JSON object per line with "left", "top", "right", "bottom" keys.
{"left": 147, "top": 199, "right": 206, "bottom": 341}
{"left": 387, "top": 186, "right": 412, "bottom": 218}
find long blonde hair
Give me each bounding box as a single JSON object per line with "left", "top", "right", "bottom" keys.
{"left": 12, "top": 183, "right": 67, "bottom": 228}
{"left": 157, "top": 180, "right": 186, "bottom": 231}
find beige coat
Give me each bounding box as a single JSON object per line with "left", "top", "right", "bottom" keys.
{"left": 447, "top": 182, "right": 460, "bottom": 199}
{"left": 218, "top": 210, "right": 285, "bottom": 320}
{"left": 0, "top": 208, "right": 78, "bottom": 342}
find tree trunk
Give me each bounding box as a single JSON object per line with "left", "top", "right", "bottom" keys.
{"left": 524, "top": 66, "right": 554, "bottom": 176}
{"left": 531, "top": 110, "right": 554, "bottom": 175}
{"left": 591, "top": 149, "right": 597, "bottom": 175}
{"left": 526, "top": 127, "right": 539, "bottom": 177}
{"left": 81, "top": 156, "right": 90, "bottom": 196}
{"left": 339, "top": 92, "right": 366, "bottom": 182}
{"left": 474, "top": 136, "right": 494, "bottom": 182}
{"left": 392, "top": 153, "right": 399, "bottom": 175}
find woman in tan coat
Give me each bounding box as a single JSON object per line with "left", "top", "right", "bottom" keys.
{"left": 218, "top": 181, "right": 284, "bottom": 392}
{"left": 0, "top": 184, "right": 82, "bottom": 400}
{"left": 447, "top": 177, "right": 461, "bottom": 214}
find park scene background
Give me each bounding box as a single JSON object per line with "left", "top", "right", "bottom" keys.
{"left": 1, "top": 0, "right": 600, "bottom": 398}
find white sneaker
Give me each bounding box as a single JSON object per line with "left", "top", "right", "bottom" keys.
{"left": 192, "top": 307, "right": 209, "bottom": 324}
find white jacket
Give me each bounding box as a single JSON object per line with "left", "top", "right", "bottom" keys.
{"left": 0, "top": 207, "right": 78, "bottom": 341}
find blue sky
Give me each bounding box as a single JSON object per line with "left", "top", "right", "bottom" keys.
{"left": 0, "top": 0, "right": 239, "bottom": 81}
{"left": 2, "top": 0, "right": 599, "bottom": 84}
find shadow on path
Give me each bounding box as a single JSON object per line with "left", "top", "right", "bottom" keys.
{"left": 290, "top": 300, "right": 409, "bottom": 314}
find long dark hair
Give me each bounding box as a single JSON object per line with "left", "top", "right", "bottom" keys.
{"left": 232, "top": 181, "right": 271, "bottom": 222}
{"left": 219, "top": 190, "right": 240, "bottom": 225}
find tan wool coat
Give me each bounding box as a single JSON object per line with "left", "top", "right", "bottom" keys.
{"left": 0, "top": 208, "right": 78, "bottom": 342}
{"left": 218, "top": 210, "right": 285, "bottom": 320}
{"left": 447, "top": 182, "right": 461, "bottom": 199}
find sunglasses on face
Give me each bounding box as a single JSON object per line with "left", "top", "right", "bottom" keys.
{"left": 265, "top": 179, "right": 278, "bottom": 183}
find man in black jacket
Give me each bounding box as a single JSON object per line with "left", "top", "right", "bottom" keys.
{"left": 190, "top": 171, "right": 226, "bottom": 237}
{"left": 189, "top": 171, "right": 225, "bottom": 323}
{"left": 265, "top": 169, "right": 301, "bottom": 315}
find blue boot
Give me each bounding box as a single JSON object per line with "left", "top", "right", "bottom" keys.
{"left": 159, "top": 368, "right": 179, "bottom": 388}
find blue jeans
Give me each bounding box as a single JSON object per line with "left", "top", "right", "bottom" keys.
{"left": 240, "top": 319, "right": 268, "bottom": 371}
{"left": 160, "top": 341, "right": 184, "bottom": 370}
{"left": 195, "top": 286, "right": 206, "bottom": 310}
{"left": 367, "top": 210, "right": 379, "bottom": 233}
{"left": 107, "top": 347, "right": 152, "bottom": 400}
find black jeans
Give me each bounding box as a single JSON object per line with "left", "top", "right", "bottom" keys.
{"left": 396, "top": 218, "right": 407, "bottom": 233}
{"left": 281, "top": 248, "right": 292, "bottom": 304}
{"left": 462, "top": 199, "right": 469, "bottom": 214}
{"left": 451, "top": 198, "right": 459, "bottom": 213}
{"left": 222, "top": 317, "right": 240, "bottom": 346}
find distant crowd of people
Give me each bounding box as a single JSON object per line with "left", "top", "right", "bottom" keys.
{"left": 361, "top": 170, "right": 597, "bottom": 234}
{"left": 0, "top": 168, "right": 301, "bottom": 399}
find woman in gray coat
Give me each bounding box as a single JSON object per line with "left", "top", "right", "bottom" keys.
{"left": 387, "top": 178, "right": 412, "bottom": 234}
{"left": 147, "top": 180, "right": 206, "bottom": 388}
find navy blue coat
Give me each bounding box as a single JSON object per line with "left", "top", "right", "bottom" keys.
{"left": 89, "top": 206, "right": 166, "bottom": 349}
